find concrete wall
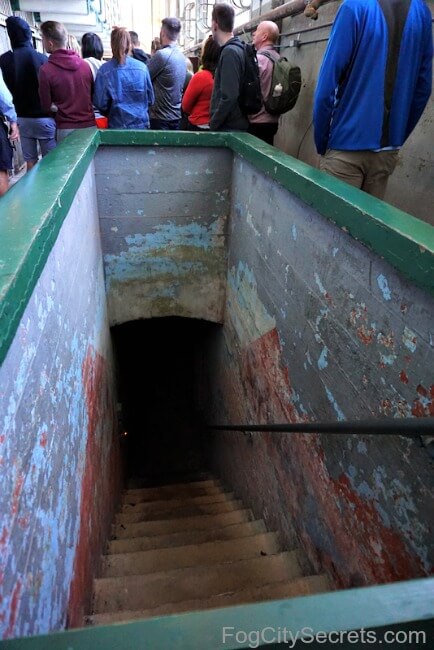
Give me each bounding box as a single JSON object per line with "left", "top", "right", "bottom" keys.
{"left": 95, "top": 146, "right": 232, "bottom": 326}
{"left": 272, "top": 2, "right": 434, "bottom": 224}
{"left": 0, "top": 165, "right": 121, "bottom": 639}
{"left": 206, "top": 154, "right": 434, "bottom": 589}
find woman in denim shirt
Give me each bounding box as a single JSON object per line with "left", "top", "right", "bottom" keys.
{"left": 94, "top": 28, "right": 154, "bottom": 129}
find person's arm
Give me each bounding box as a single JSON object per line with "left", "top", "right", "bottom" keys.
{"left": 38, "top": 66, "right": 52, "bottom": 114}
{"left": 147, "top": 50, "right": 167, "bottom": 81}
{"left": 93, "top": 69, "right": 110, "bottom": 115}
{"left": 210, "top": 47, "right": 243, "bottom": 130}
{"left": 182, "top": 72, "right": 203, "bottom": 114}
{"left": 313, "top": 4, "right": 359, "bottom": 155}
{"left": 145, "top": 68, "right": 155, "bottom": 107}
{"left": 405, "top": 19, "right": 433, "bottom": 140}
{"left": 0, "top": 69, "right": 17, "bottom": 124}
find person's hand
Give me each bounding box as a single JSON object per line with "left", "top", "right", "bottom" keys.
{"left": 9, "top": 122, "right": 19, "bottom": 142}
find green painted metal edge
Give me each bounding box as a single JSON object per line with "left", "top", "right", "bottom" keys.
{"left": 0, "top": 128, "right": 99, "bottom": 366}
{"left": 229, "top": 133, "right": 434, "bottom": 294}
{"left": 99, "top": 129, "right": 230, "bottom": 148}
{"left": 1, "top": 577, "right": 433, "bottom": 649}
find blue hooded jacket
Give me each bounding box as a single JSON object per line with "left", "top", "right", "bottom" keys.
{"left": 313, "top": 0, "right": 432, "bottom": 154}
{"left": 0, "top": 16, "right": 49, "bottom": 118}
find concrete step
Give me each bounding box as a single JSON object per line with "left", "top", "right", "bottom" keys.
{"left": 115, "top": 499, "right": 243, "bottom": 525}
{"left": 93, "top": 551, "right": 303, "bottom": 613}
{"left": 102, "top": 532, "right": 280, "bottom": 578}
{"left": 121, "top": 492, "right": 235, "bottom": 514}
{"left": 112, "top": 509, "right": 253, "bottom": 539}
{"left": 107, "top": 520, "right": 267, "bottom": 555}
{"left": 122, "top": 480, "right": 221, "bottom": 504}
{"left": 87, "top": 574, "right": 330, "bottom": 625}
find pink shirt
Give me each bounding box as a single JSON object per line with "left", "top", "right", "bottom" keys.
{"left": 249, "top": 45, "right": 279, "bottom": 124}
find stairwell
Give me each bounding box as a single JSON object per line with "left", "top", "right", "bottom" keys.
{"left": 86, "top": 476, "right": 330, "bottom": 626}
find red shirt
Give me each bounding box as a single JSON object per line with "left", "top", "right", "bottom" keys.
{"left": 182, "top": 69, "right": 214, "bottom": 126}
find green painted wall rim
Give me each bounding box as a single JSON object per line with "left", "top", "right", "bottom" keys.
{"left": 0, "top": 128, "right": 99, "bottom": 366}
{"left": 0, "top": 128, "right": 433, "bottom": 367}
{"left": 1, "top": 577, "right": 433, "bottom": 649}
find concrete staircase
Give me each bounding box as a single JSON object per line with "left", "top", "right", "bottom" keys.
{"left": 86, "top": 476, "right": 330, "bottom": 626}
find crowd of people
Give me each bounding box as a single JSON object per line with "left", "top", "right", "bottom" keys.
{"left": 0, "top": 0, "right": 431, "bottom": 199}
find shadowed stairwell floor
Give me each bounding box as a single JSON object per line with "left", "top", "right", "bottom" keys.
{"left": 85, "top": 475, "right": 330, "bottom": 625}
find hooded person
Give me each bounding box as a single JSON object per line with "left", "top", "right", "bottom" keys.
{"left": 0, "top": 16, "right": 56, "bottom": 169}
{"left": 38, "top": 21, "right": 95, "bottom": 142}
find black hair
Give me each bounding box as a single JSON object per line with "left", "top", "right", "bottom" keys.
{"left": 81, "top": 32, "right": 103, "bottom": 60}
{"left": 161, "top": 17, "right": 181, "bottom": 41}
{"left": 129, "top": 30, "right": 139, "bottom": 46}
{"left": 211, "top": 3, "right": 235, "bottom": 33}
{"left": 201, "top": 36, "right": 220, "bottom": 76}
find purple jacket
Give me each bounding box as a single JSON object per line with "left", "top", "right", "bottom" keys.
{"left": 39, "top": 49, "right": 95, "bottom": 128}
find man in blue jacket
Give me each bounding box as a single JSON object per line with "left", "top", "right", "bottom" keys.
{"left": 313, "top": 0, "right": 432, "bottom": 199}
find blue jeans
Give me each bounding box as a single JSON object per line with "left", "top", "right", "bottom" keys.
{"left": 18, "top": 117, "right": 56, "bottom": 162}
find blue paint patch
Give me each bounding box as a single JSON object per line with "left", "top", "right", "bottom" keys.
{"left": 402, "top": 326, "right": 417, "bottom": 353}
{"left": 380, "top": 353, "right": 397, "bottom": 366}
{"left": 292, "top": 224, "right": 297, "bottom": 241}
{"left": 318, "top": 346, "right": 329, "bottom": 370}
{"left": 377, "top": 274, "right": 392, "bottom": 301}
{"left": 314, "top": 272, "right": 327, "bottom": 296}
{"left": 357, "top": 440, "right": 368, "bottom": 455}
{"left": 325, "top": 387, "right": 345, "bottom": 421}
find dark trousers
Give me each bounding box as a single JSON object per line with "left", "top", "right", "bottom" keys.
{"left": 248, "top": 122, "right": 278, "bottom": 145}
{"left": 150, "top": 118, "right": 180, "bottom": 131}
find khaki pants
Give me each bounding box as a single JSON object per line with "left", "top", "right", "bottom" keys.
{"left": 319, "top": 149, "right": 399, "bottom": 200}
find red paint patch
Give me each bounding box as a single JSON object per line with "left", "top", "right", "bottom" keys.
{"left": 67, "top": 346, "right": 121, "bottom": 628}
{"left": 357, "top": 325, "right": 375, "bottom": 345}
{"left": 17, "top": 517, "right": 29, "bottom": 529}
{"left": 39, "top": 431, "right": 48, "bottom": 448}
{"left": 417, "top": 384, "right": 428, "bottom": 397}
{"left": 4, "top": 580, "right": 22, "bottom": 638}
{"left": 377, "top": 332, "right": 394, "bottom": 349}
{"left": 411, "top": 384, "right": 434, "bottom": 417}
{"left": 11, "top": 474, "right": 24, "bottom": 516}
{"left": 399, "top": 370, "right": 409, "bottom": 384}
{"left": 0, "top": 435, "right": 5, "bottom": 444}
{"left": 333, "top": 474, "right": 424, "bottom": 582}
{"left": 0, "top": 527, "right": 7, "bottom": 547}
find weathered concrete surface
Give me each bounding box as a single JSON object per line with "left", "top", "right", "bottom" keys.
{"left": 0, "top": 166, "right": 121, "bottom": 639}
{"left": 273, "top": 1, "right": 434, "bottom": 224}
{"left": 95, "top": 146, "right": 232, "bottom": 325}
{"left": 207, "top": 155, "right": 434, "bottom": 588}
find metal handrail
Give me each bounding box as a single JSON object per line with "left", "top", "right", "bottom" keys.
{"left": 209, "top": 417, "right": 434, "bottom": 436}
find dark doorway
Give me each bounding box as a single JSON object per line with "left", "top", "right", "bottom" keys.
{"left": 111, "top": 317, "right": 217, "bottom": 485}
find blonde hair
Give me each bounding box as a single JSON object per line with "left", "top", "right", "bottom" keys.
{"left": 111, "top": 26, "right": 131, "bottom": 64}
{"left": 67, "top": 34, "right": 81, "bottom": 55}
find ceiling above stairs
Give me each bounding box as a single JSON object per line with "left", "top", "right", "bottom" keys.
{"left": 11, "top": 0, "right": 120, "bottom": 48}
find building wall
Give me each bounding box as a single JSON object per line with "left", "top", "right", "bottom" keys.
{"left": 0, "top": 165, "right": 121, "bottom": 639}
{"left": 95, "top": 145, "right": 232, "bottom": 326}
{"left": 206, "top": 153, "right": 434, "bottom": 588}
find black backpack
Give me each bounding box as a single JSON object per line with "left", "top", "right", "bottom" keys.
{"left": 261, "top": 51, "right": 301, "bottom": 115}
{"left": 230, "top": 41, "right": 262, "bottom": 115}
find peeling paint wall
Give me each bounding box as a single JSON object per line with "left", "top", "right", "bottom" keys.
{"left": 207, "top": 154, "right": 434, "bottom": 588}
{"left": 95, "top": 146, "right": 232, "bottom": 325}
{"left": 0, "top": 166, "right": 121, "bottom": 639}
